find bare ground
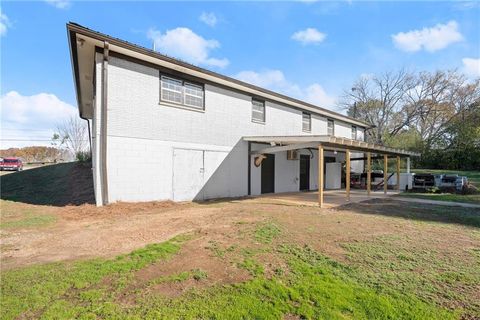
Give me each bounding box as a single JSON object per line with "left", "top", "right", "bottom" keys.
{"left": 1, "top": 197, "right": 478, "bottom": 270}
{"left": 1, "top": 196, "right": 479, "bottom": 317}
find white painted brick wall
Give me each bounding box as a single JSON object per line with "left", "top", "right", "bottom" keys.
{"left": 94, "top": 55, "right": 366, "bottom": 202}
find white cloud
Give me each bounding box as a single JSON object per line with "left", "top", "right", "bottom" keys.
{"left": 199, "top": 12, "right": 218, "bottom": 27}
{"left": 234, "top": 69, "right": 335, "bottom": 107}
{"left": 44, "top": 0, "right": 71, "bottom": 9}
{"left": 0, "top": 91, "right": 77, "bottom": 148}
{"left": 147, "top": 27, "right": 229, "bottom": 68}
{"left": 392, "top": 20, "right": 463, "bottom": 52}
{"left": 0, "top": 9, "right": 11, "bottom": 37}
{"left": 303, "top": 83, "right": 336, "bottom": 107}
{"left": 291, "top": 28, "right": 327, "bottom": 45}
{"left": 462, "top": 58, "right": 480, "bottom": 78}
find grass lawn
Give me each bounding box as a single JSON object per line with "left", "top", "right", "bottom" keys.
{"left": 0, "top": 230, "right": 457, "bottom": 319}
{"left": 400, "top": 169, "right": 480, "bottom": 204}
{"left": 1, "top": 198, "right": 479, "bottom": 319}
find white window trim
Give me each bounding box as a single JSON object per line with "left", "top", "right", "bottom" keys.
{"left": 252, "top": 99, "right": 266, "bottom": 123}
{"left": 160, "top": 74, "right": 205, "bottom": 110}
{"left": 302, "top": 112, "right": 311, "bottom": 132}
{"left": 327, "top": 119, "right": 335, "bottom": 136}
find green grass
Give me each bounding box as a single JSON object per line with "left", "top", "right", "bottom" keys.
{"left": 254, "top": 222, "right": 281, "bottom": 244}
{"left": 1, "top": 230, "right": 458, "bottom": 319}
{"left": 0, "top": 162, "right": 94, "bottom": 206}
{"left": 342, "top": 233, "right": 480, "bottom": 318}
{"left": 0, "top": 211, "right": 56, "bottom": 229}
{"left": 398, "top": 192, "right": 480, "bottom": 204}
{"left": 0, "top": 234, "right": 189, "bottom": 319}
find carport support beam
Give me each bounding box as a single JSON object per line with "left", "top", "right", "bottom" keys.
{"left": 346, "top": 149, "right": 350, "bottom": 201}
{"left": 318, "top": 145, "right": 324, "bottom": 208}
{"left": 367, "top": 152, "right": 371, "bottom": 196}
{"left": 396, "top": 156, "right": 401, "bottom": 191}
{"left": 384, "top": 154, "right": 388, "bottom": 194}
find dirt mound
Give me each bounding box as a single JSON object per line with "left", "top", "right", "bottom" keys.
{"left": 0, "top": 162, "right": 95, "bottom": 206}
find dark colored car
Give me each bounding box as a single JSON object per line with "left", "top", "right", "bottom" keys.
{"left": 0, "top": 158, "right": 23, "bottom": 171}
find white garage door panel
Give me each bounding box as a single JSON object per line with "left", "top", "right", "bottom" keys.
{"left": 173, "top": 149, "right": 204, "bottom": 201}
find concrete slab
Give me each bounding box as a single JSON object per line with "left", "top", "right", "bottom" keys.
{"left": 256, "top": 189, "right": 400, "bottom": 208}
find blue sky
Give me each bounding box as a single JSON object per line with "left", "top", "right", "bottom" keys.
{"left": 1, "top": 1, "right": 479, "bottom": 148}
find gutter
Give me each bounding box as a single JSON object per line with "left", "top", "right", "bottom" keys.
{"left": 66, "top": 26, "right": 93, "bottom": 169}
{"left": 101, "top": 41, "right": 109, "bottom": 205}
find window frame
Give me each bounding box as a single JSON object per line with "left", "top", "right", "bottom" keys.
{"left": 327, "top": 119, "right": 335, "bottom": 136}
{"left": 160, "top": 74, "right": 205, "bottom": 111}
{"left": 351, "top": 126, "right": 357, "bottom": 140}
{"left": 251, "top": 99, "right": 266, "bottom": 124}
{"left": 302, "top": 112, "right": 311, "bottom": 132}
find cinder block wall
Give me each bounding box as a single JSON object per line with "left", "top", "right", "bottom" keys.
{"left": 94, "top": 54, "right": 365, "bottom": 202}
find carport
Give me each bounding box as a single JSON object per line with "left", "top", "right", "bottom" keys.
{"left": 244, "top": 135, "right": 420, "bottom": 208}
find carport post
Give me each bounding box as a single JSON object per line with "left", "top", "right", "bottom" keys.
{"left": 384, "top": 154, "right": 388, "bottom": 194}
{"left": 396, "top": 156, "right": 401, "bottom": 191}
{"left": 367, "top": 152, "right": 371, "bottom": 196}
{"left": 346, "top": 149, "right": 350, "bottom": 201}
{"left": 318, "top": 145, "right": 324, "bottom": 208}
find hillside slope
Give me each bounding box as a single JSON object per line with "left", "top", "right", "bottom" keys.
{"left": 1, "top": 162, "right": 95, "bottom": 206}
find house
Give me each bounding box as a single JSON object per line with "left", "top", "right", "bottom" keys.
{"left": 67, "top": 23, "right": 418, "bottom": 206}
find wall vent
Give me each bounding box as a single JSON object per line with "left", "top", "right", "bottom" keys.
{"left": 287, "top": 150, "right": 299, "bottom": 160}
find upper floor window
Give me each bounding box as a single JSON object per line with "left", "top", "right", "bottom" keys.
{"left": 351, "top": 126, "right": 357, "bottom": 140}
{"left": 302, "top": 112, "right": 311, "bottom": 132}
{"left": 160, "top": 75, "right": 204, "bottom": 110}
{"left": 327, "top": 119, "right": 334, "bottom": 136}
{"left": 252, "top": 99, "right": 265, "bottom": 123}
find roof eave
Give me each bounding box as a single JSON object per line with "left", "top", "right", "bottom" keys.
{"left": 66, "top": 22, "right": 372, "bottom": 128}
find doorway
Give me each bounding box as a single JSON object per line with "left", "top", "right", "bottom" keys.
{"left": 299, "top": 154, "right": 310, "bottom": 191}
{"left": 261, "top": 154, "right": 275, "bottom": 194}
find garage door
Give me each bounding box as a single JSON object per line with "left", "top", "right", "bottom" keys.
{"left": 173, "top": 149, "right": 204, "bottom": 201}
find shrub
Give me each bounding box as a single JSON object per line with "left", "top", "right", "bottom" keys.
{"left": 75, "top": 151, "right": 91, "bottom": 162}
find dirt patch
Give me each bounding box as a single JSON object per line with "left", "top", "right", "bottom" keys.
{"left": 0, "top": 200, "right": 265, "bottom": 270}
{"left": 126, "top": 235, "right": 251, "bottom": 300}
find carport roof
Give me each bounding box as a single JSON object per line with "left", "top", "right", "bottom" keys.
{"left": 243, "top": 135, "right": 420, "bottom": 157}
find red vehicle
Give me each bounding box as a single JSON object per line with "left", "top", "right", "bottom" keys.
{"left": 0, "top": 158, "right": 23, "bottom": 171}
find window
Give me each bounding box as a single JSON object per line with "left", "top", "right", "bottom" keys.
{"left": 160, "top": 75, "right": 204, "bottom": 110}
{"left": 327, "top": 119, "right": 334, "bottom": 136}
{"left": 252, "top": 99, "right": 265, "bottom": 123}
{"left": 302, "top": 112, "right": 311, "bottom": 132}
{"left": 351, "top": 126, "right": 357, "bottom": 140}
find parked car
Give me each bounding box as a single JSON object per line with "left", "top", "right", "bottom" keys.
{"left": 0, "top": 158, "right": 23, "bottom": 171}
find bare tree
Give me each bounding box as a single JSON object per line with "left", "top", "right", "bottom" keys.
{"left": 52, "top": 116, "right": 88, "bottom": 159}
{"left": 340, "top": 69, "right": 417, "bottom": 144}
{"left": 408, "top": 71, "right": 479, "bottom": 149}
{"left": 341, "top": 69, "right": 480, "bottom": 150}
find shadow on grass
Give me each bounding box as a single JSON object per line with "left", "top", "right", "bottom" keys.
{"left": 0, "top": 162, "right": 95, "bottom": 206}
{"left": 338, "top": 199, "right": 480, "bottom": 228}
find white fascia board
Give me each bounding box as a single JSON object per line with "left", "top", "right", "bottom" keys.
{"left": 75, "top": 32, "right": 369, "bottom": 128}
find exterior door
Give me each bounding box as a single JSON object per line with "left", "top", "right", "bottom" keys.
{"left": 261, "top": 154, "right": 275, "bottom": 194}
{"left": 299, "top": 154, "right": 310, "bottom": 191}
{"left": 173, "top": 149, "right": 204, "bottom": 201}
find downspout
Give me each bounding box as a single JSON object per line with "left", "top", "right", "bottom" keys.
{"left": 101, "top": 41, "right": 109, "bottom": 205}
{"left": 84, "top": 118, "right": 92, "bottom": 158}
